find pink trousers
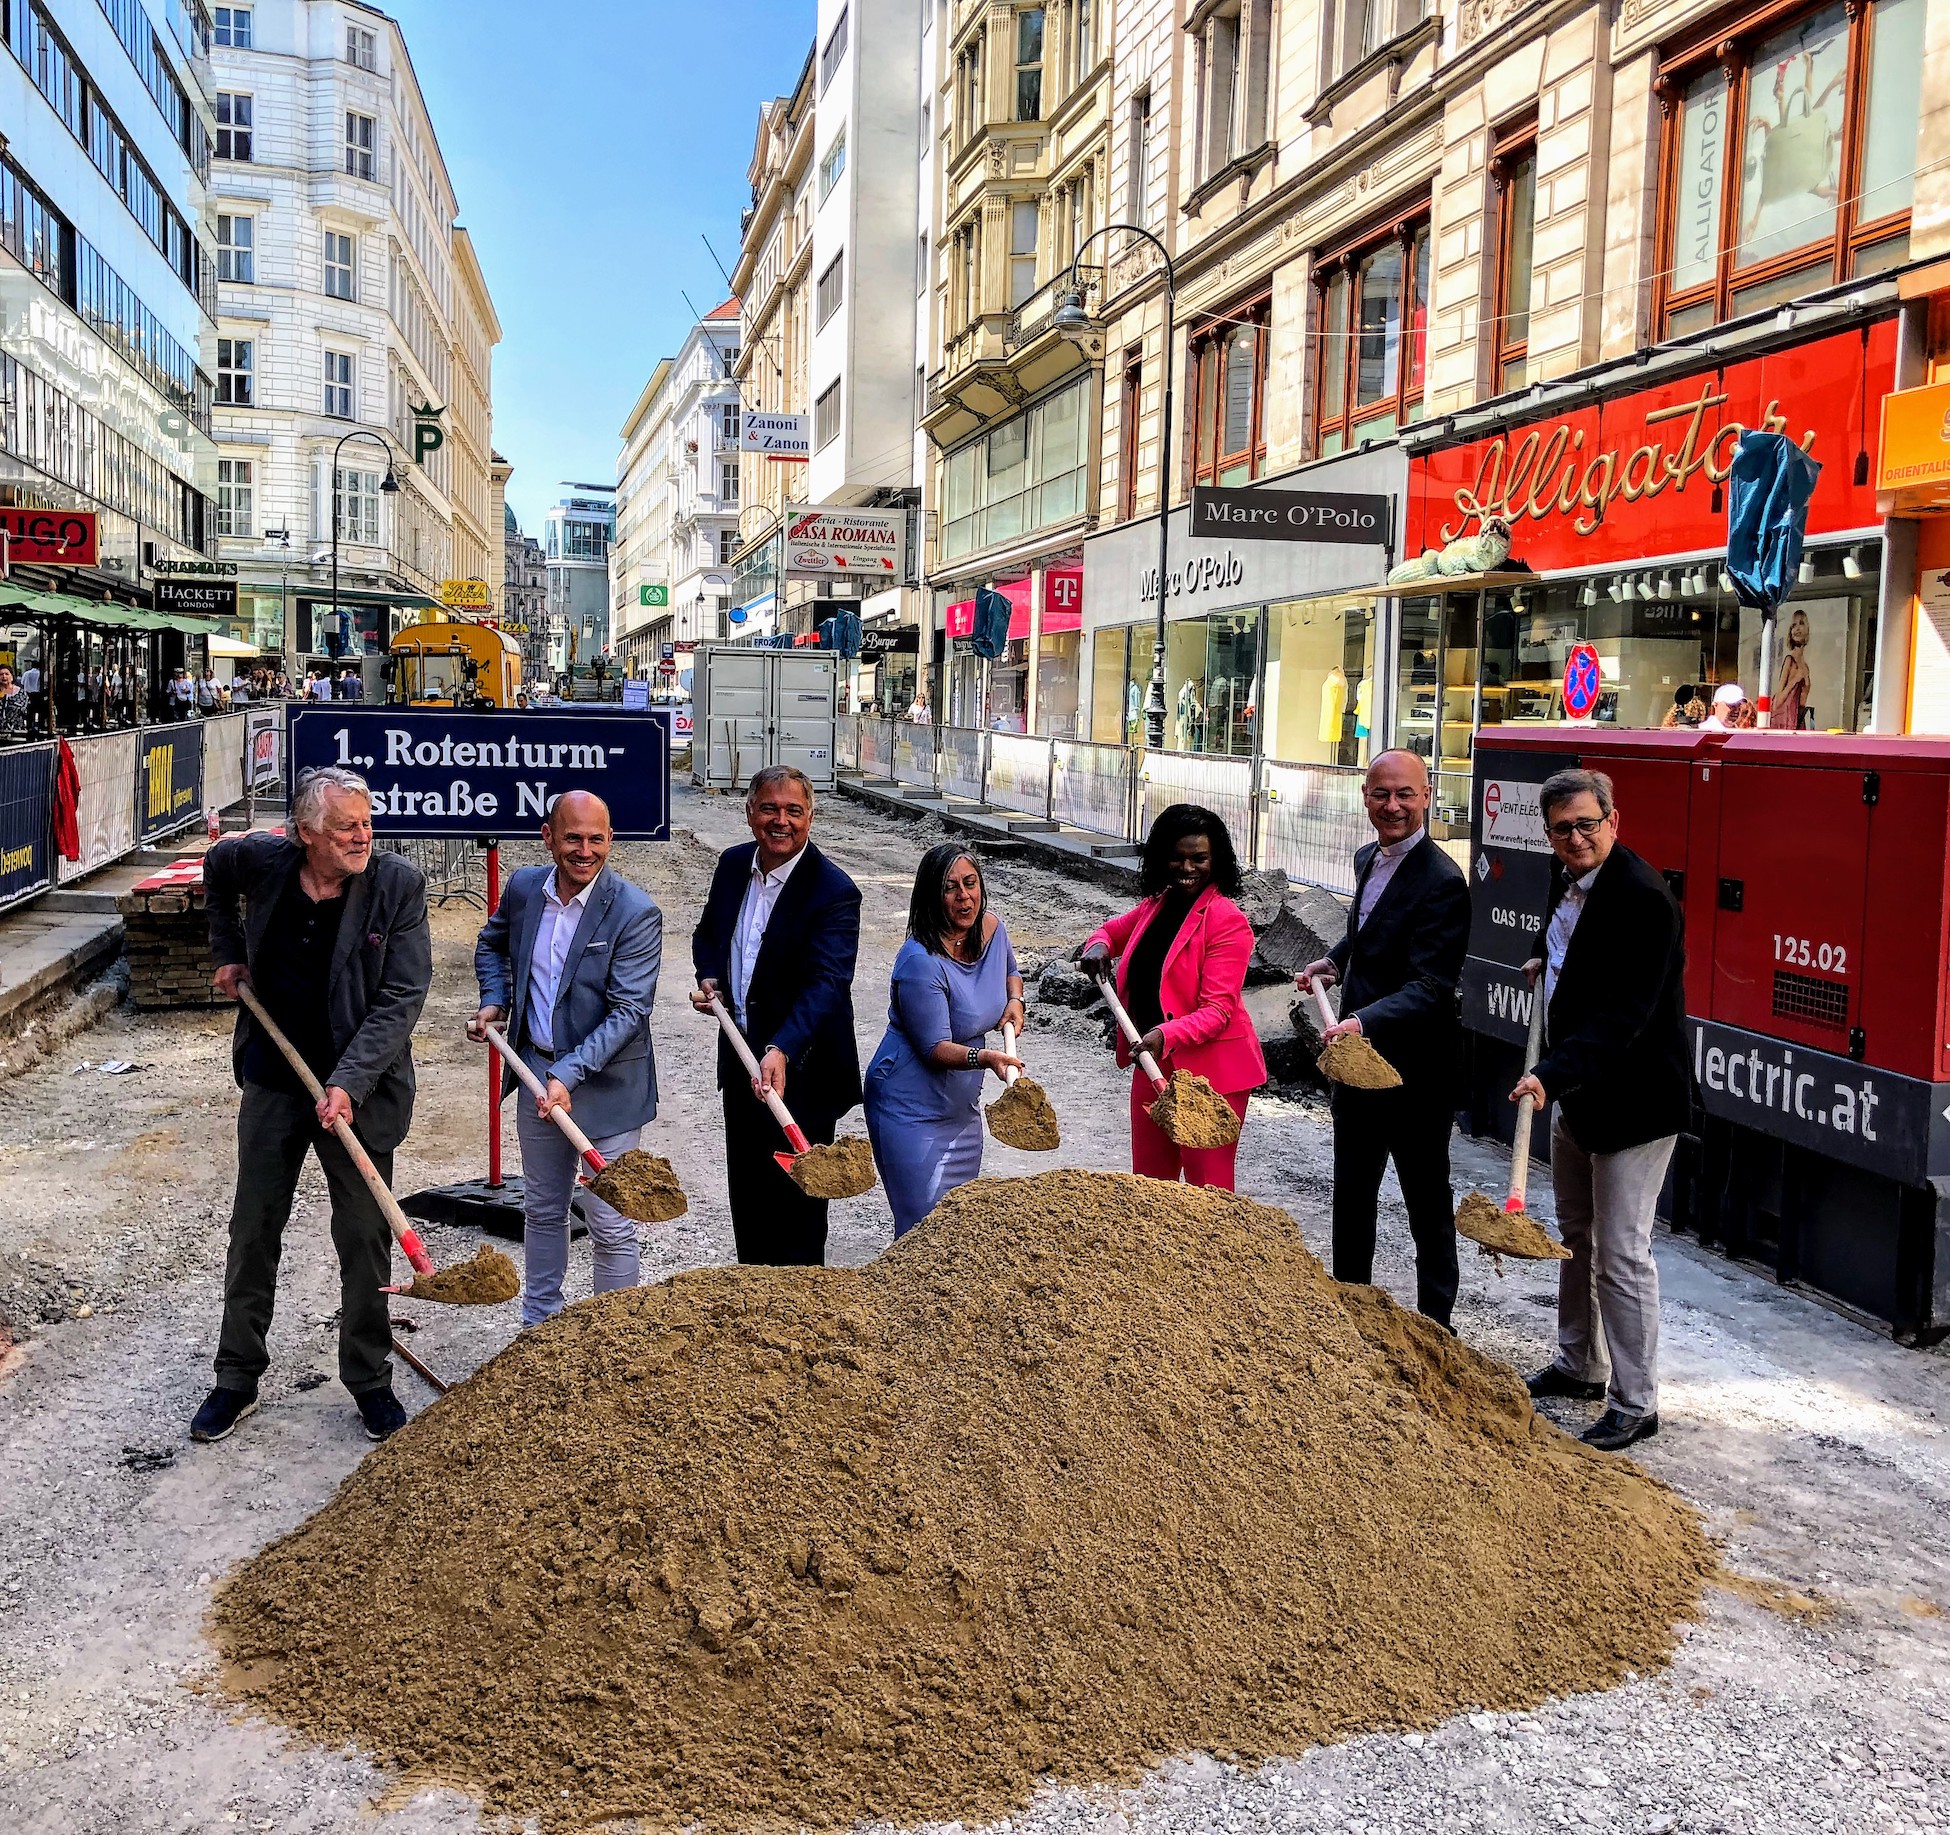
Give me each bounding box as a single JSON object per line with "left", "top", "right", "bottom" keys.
{"left": 1128, "top": 1069, "right": 1250, "bottom": 1190}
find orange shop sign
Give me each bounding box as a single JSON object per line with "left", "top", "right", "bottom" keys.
{"left": 1405, "top": 321, "right": 1894, "bottom": 572}
{"left": 1877, "top": 378, "right": 1950, "bottom": 502}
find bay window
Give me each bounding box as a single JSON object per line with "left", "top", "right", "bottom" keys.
{"left": 1656, "top": 0, "right": 1925, "bottom": 337}
{"left": 1189, "top": 296, "right": 1270, "bottom": 486}
{"left": 1313, "top": 214, "right": 1430, "bottom": 456}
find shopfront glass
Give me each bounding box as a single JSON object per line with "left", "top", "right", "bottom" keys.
{"left": 1036, "top": 627, "right": 1080, "bottom": 737}
{"left": 1092, "top": 612, "right": 1261, "bottom": 754}
{"left": 1262, "top": 594, "right": 1377, "bottom": 766}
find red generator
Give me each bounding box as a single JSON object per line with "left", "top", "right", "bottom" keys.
{"left": 1465, "top": 726, "right": 1950, "bottom": 1344}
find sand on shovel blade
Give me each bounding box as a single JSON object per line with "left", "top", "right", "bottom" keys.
{"left": 403, "top": 1245, "right": 520, "bottom": 1305}
{"left": 585, "top": 1149, "right": 688, "bottom": 1223}
{"left": 986, "top": 1076, "right": 1060, "bottom": 1151}
{"left": 1147, "top": 1070, "right": 1240, "bottom": 1148}
{"left": 1317, "top": 1031, "right": 1403, "bottom": 1090}
{"left": 1456, "top": 1189, "right": 1571, "bottom": 1260}
{"left": 787, "top": 1135, "right": 878, "bottom": 1199}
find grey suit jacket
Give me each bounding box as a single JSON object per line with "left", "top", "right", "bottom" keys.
{"left": 204, "top": 831, "right": 432, "bottom": 1152}
{"left": 474, "top": 862, "right": 662, "bottom": 1136}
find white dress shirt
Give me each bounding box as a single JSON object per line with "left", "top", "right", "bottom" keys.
{"left": 526, "top": 870, "right": 595, "bottom": 1053}
{"left": 1356, "top": 824, "right": 1427, "bottom": 928}
{"left": 1543, "top": 864, "right": 1601, "bottom": 1011}
{"left": 730, "top": 846, "right": 807, "bottom": 1027}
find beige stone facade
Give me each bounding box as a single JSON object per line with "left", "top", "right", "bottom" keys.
{"left": 449, "top": 229, "right": 500, "bottom": 611}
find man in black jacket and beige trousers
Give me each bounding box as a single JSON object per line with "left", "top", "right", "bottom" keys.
{"left": 1299, "top": 749, "right": 1471, "bottom": 1327}
{"left": 193, "top": 766, "right": 432, "bottom": 1445}
{"left": 1514, "top": 768, "right": 1693, "bottom": 1453}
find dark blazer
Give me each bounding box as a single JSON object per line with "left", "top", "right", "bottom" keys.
{"left": 1532, "top": 842, "right": 1694, "bottom": 1155}
{"left": 1327, "top": 830, "right": 1470, "bottom": 1089}
{"left": 474, "top": 862, "right": 662, "bottom": 1135}
{"left": 204, "top": 831, "right": 432, "bottom": 1151}
{"left": 692, "top": 840, "right": 862, "bottom": 1124}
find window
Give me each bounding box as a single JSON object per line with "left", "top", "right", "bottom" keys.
{"left": 1490, "top": 125, "right": 1537, "bottom": 392}
{"left": 719, "top": 528, "right": 739, "bottom": 564}
{"left": 1065, "top": 173, "right": 1092, "bottom": 266}
{"left": 817, "top": 250, "right": 844, "bottom": 327}
{"left": 917, "top": 232, "right": 930, "bottom": 297}
{"left": 1119, "top": 349, "right": 1143, "bottom": 522}
{"left": 323, "top": 349, "right": 354, "bottom": 418}
{"left": 214, "top": 6, "right": 251, "bottom": 47}
{"left": 1312, "top": 215, "right": 1430, "bottom": 456}
{"left": 940, "top": 376, "right": 1088, "bottom": 560}
{"left": 217, "top": 337, "right": 253, "bottom": 405}
{"left": 215, "top": 92, "right": 252, "bottom": 160}
{"left": 346, "top": 24, "right": 376, "bottom": 70}
{"left": 1189, "top": 297, "right": 1270, "bottom": 486}
{"left": 814, "top": 380, "right": 841, "bottom": 451}
{"left": 1075, "top": 0, "right": 1093, "bottom": 72}
{"left": 819, "top": 129, "right": 846, "bottom": 202}
{"left": 323, "top": 230, "right": 355, "bottom": 300}
{"left": 719, "top": 400, "right": 740, "bottom": 443}
{"left": 216, "top": 214, "right": 253, "bottom": 283}
{"left": 216, "top": 458, "right": 254, "bottom": 537}
{"left": 820, "top": 6, "right": 847, "bottom": 89}
{"left": 952, "top": 220, "right": 980, "bottom": 326}
{"left": 720, "top": 460, "right": 740, "bottom": 504}
{"left": 1128, "top": 91, "right": 1152, "bottom": 228}
{"left": 1015, "top": 8, "right": 1044, "bottom": 121}
{"left": 1657, "top": 0, "right": 1925, "bottom": 336}
{"left": 1010, "top": 200, "right": 1039, "bottom": 308}
{"left": 334, "top": 466, "right": 380, "bottom": 545}
{"left": 345, "top": 111, "right": 375, "bottom": 180}
{"left": 921, "top": 98, "right": 931, "bottom": 148}
{"left": 959, "top": 39, "right": 984, "bottom": 142}
{"left": 1195, "top": 0, "right": 1272, "bottom": 179}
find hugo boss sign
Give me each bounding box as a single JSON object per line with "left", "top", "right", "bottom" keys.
{"left": 1189, "top": 485, "right": 1391, "bottom": 545}
{"left": 0, "top": 506, "right": 97, "bottom": 566}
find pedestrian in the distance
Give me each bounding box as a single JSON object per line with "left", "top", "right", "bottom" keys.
{"left": 690, "top": 765, "right": 861, "bottom": 1265}
{"left": 864, "top": 845, "right": 1024, "bottom": 1236}
{"left": 1298, "top": 748, "right": 1470, "bottom": 1328}
{"left": 196, "top": 669, "right": 219, "bottom": 716}
{"left": 194, "top": 766, "right": 432, "bottom": 1446}
{"left": 1081, "top": 803, "right": 1265, "bottom": 1190}
{"left": 167, "top": 668, "right": 195, "bottom": 720}
{"left": 1515, "top": 768, "right": 1693, "bottom": 1452}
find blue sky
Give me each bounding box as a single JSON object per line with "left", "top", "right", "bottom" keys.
{"left": 384, "top": 0, "right": 814, "bottom": 533}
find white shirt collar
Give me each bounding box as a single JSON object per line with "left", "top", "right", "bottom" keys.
{"left": 545, "top": 868, "right": 597, "bottom": 909}
{"left": 751, "top": 845, "right": 808, "bottom": 889}
{"left": 1565, "top": 864, "right": 1601, "bottom": 897}
{"left": 1375, "top": 823, "right": 1427, "bottom": 861}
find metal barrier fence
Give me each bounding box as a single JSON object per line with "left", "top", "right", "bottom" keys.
{"left": 838, "top": 713, "right": 1371, "bottom": 894}
{"left": 376, "top": 836, "right": 488, "bottom": 907}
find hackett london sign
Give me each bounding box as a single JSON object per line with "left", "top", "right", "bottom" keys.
{"left": 1406, "top": 320, "right": 1895, "bottom": 571}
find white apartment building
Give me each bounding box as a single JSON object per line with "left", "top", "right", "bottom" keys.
{"left": 612, "top": 356, "right": 674, "bottom": 671}
{"left": 206, "top": 0, "right": 497, "bottom": 667}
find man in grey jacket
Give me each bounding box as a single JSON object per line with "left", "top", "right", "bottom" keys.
{"left": 470, "top": 790, "right": 662, "bottom": 1325}
{"left": 194, "top": 766, "right": 432, "bottom": 1445}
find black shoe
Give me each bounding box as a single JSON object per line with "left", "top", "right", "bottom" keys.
{"left": 190, "top": 1386, "right": 257, "bottom": 1443}
{"left": 1526, "top": 1365, "right": 1607, "bottom": 1402}
{"left": 355, "top": 1385, "right": 407, "bottom": 1441}
{"left": 1581, "top": 1408, "right": 1659, "bottom": 1452}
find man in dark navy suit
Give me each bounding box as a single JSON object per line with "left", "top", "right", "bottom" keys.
{"left": 1298, "top": 748, "right": 1471, "bottom": 1326}
{"left": 692, "top": 765, "right": 862, "bottom": 1265}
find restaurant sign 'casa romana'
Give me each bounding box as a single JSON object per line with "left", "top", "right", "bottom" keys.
{"left": 1404, "top": 321, "right": 1895, "bottom": 571}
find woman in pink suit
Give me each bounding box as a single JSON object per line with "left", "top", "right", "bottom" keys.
{"left": 1081, "top": 803, "right": 1267, "bottom": 1189}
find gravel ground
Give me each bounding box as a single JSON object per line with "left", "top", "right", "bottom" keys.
{"left": 1, "top": 780, "right": 1947, "bottom": 1834}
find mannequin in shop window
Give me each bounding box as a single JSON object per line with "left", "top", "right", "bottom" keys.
{"left": 1774, "top": 608, "right": 1812, "bottom": 732}
{"left": 1176, "top": 676, "right": 1206, "bottom": 752}
{"left": 1319, "top": 665, "right": 1348, "bottom": 747}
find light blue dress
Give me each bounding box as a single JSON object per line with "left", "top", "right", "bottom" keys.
{"left": 864, "top": 924, "right": 1019, "bottom": 1235}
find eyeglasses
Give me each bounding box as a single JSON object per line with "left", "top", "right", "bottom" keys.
{"left": 1546, "top": 815, "right": 1609, "bottom": 840}
{"left": 1364, "top": 788, "right": 1424, "bottom": 804}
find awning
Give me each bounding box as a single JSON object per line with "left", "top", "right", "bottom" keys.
{"left": 1262, "top": 569, "right": 1541, "bottom": 608}
{"left": 208, "top": 633, "right": 257, "bottom": 658}
{"left": 299, "top": 586, "right": 443, "bottom": 613}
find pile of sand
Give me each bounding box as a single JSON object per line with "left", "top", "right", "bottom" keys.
{"left": 1456, "top": 1190, "right": 1571, "bottom": 1261}
{"left": 788, "top": 1134, "right": 877, "bottom": 1199}
{"left": 214, "top": 1171, "right": 1710, "bottom": 1831}
{"left": 400, "top": 1245, "right": 518, "bottom": 1306}
{"left": 1318, "top": 1031, "right": 1403, "bottom": 1090}
{"left": 1148, "top": 1069, "right": 1240, "bottom": 1147}
{"left": 586, "top": 1149, "right": 687, "bottom": 1223}
{"left": 987, "top": 1075, "right": 1060, "bottom": 1150}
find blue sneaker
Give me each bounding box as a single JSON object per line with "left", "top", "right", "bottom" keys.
{"left": 190, "top": 1387, "right": 257, "bottom": 1443}
{"left": 354, "top": 1385, "right": 407, "bottom": 1441}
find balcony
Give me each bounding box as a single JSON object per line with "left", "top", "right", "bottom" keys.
{"left": 920, "top": 276, "right": 1096, "bottom": 449}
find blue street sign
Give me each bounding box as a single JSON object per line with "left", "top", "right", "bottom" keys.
{"left": 288, "top": 708, "right": 670, "bottom": 839}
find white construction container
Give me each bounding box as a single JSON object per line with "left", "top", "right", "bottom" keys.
{"left": 691, "top": 646, "right": 838, "bottom": 792}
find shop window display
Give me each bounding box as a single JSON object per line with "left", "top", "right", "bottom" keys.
{"left": 1260, "top": 595, "right": 1376, "bottom": 767}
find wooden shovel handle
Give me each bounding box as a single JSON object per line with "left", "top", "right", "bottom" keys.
{"left": 1096, "top": 970, "right": 1168, "bottom": 1095}
{"left": 707, "top": 994, "right": 812, "bottom": 1154}
{"left": 1308, "top": 978, "right": 1339, "bottom": 1035}
{"left": 1000, "top": 1020, "right": 1020, "bottom": 1086}
{"left": 482, "top": 1024, "right": 605, "bottom": 1171}
{"left": 1507, "top": 973, "right": 1551, "bottom": 1210}
{"left": 234, "top": 983, "right": 434, "bottom": 1276}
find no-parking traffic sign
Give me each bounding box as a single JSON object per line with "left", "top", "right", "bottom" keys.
{"left": 1561, "top": 643, "right": 1602, "bottom": 720}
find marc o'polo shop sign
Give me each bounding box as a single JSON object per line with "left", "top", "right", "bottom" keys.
{"left": 288, "top": 708, "right": 670, "bottom": 839}
{"left": 1189, "top": 484, "right": 1391, "bottom": 545}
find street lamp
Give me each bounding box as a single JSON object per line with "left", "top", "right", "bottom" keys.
{"left": 328, "top": 427, "right": 401, "bottom": 666}
{"left": 1055, "top": 223, "right": 1177, "bottom": 751}
{"left": 263, "top": 525, "right": 291, "bottom": 670}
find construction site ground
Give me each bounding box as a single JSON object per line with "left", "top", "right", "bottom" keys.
{"left": 0, "top": 781, "right": 1946, "bottom": 1834}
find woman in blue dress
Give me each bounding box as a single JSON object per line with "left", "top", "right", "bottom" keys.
{"left": 865, "top": 843, "right": 1025, "bottom": 1235}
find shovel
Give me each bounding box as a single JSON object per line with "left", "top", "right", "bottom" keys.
{"left": 234, "top": 984, "right": 517, "bottom": 1305}
{"left": 1455, "top": 975, "right": 1570, "bottom": 1264}
{"left": 1306, "top": 979, "right": 1403, "bottom": 1089}
{"left": 480, "top": 1024, "right": 687, "bottom": 1223}
{"left": 985, "top": 1020, "right": 1059, "bottom": 1150}
{"left": 705, "top": 994, "right": 877, "bottom": 1199}
{"left": 1096, "top": 970, "right": 1240, "bottom": 1150}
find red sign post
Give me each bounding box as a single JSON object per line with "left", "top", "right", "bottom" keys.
{"left": 0, "top": 506, "right": 98, "bottom": 567}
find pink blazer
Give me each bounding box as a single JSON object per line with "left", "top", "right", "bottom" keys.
{"left": 1086, "top": 886, "right": 1267, "bottom": 1096}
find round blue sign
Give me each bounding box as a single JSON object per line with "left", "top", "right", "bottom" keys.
{"left": 1562, "top": 643, "right": 1602, "bottom": 719}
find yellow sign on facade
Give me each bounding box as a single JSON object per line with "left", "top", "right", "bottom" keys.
{"left": 1878, "top": 379, "right": 1950, "bottom": 503}
{"left": 438, "top": 578, "right": 493, "bottom": 610}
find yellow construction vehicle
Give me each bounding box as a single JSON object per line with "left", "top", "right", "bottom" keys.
{"left": 386, "top": 614, "right": 523, "bottom": 709}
